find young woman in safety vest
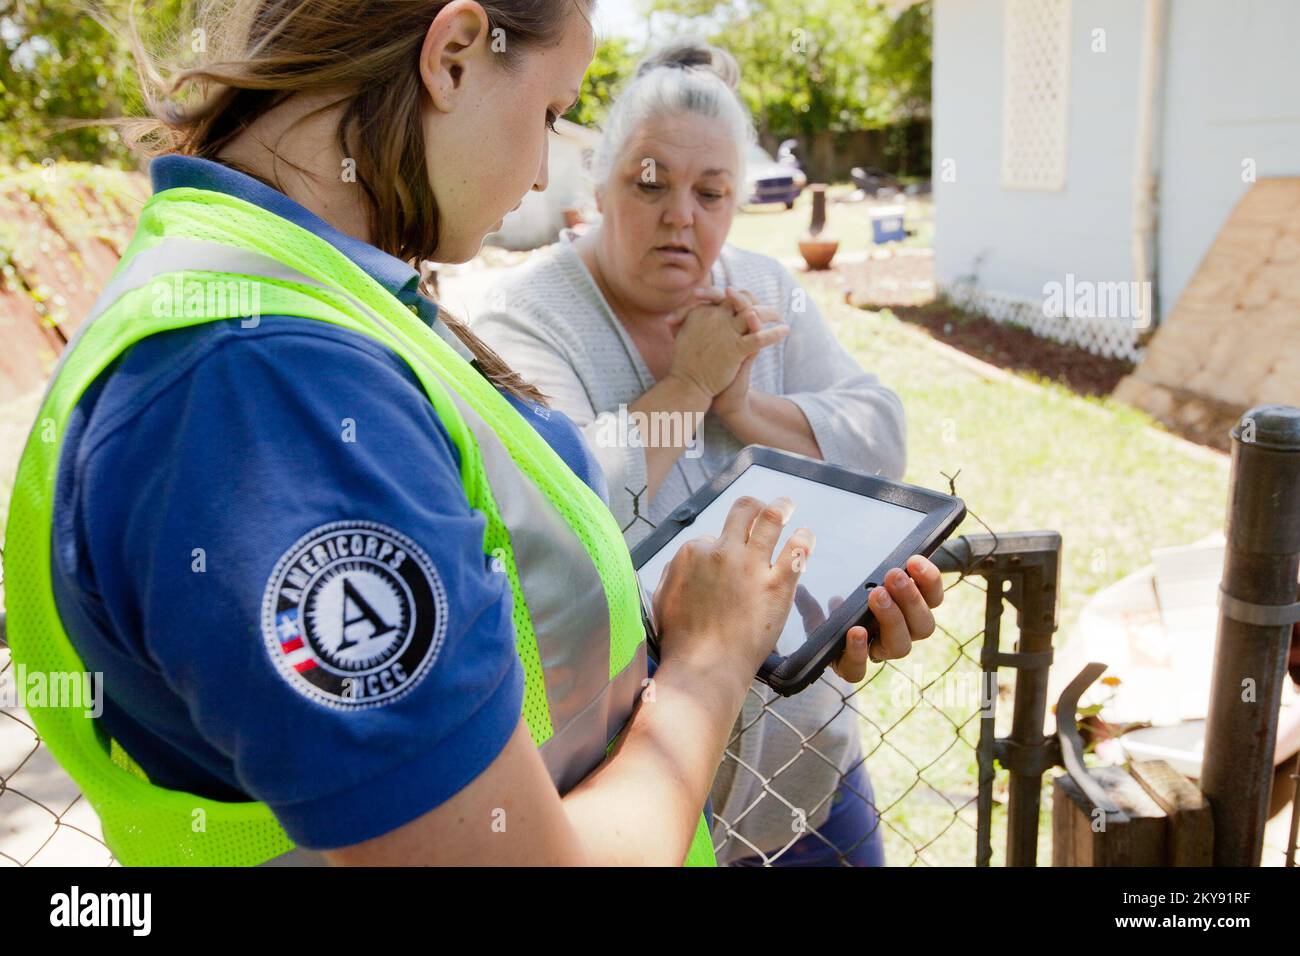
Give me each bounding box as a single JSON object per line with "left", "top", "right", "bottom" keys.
{"left": 4, "top": 0, "right": 944, "bottom": 866}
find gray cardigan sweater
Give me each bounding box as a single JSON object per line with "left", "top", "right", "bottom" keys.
{"left": 471, "top": 230, "right": 907, "bottom": 861}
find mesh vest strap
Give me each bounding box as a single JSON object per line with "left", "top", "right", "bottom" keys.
{"left": 684, "top": 811, "right": 717, "bottom": 867}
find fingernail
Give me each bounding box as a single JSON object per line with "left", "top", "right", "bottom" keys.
{"left": 875, "top": 587, "right": 892, "bottom": 608}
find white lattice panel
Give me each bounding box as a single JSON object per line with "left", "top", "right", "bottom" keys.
{"left": 1001, "top": 0, "right": 1071, "bottom": 191}
{"left": 941, "top": 279, "right": 1143, "bottom": 362}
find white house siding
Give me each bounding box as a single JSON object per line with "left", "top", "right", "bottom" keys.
{"left": 1156, "top": 0, "right": 1300, "bottom": 322}
{"left": 933, "top": 0, "right": 1300, "bottom": 360}
{"left": 934, "top": 0, "right": 1145, "bottom": 357}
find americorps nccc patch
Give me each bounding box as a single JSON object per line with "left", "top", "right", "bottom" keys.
{"left": 260, "top": 521, "right": 448, "bottom": 710}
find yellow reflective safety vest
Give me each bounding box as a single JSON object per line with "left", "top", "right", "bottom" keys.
{"left": 3, "top": 184, "right": 716, "bottom": 866}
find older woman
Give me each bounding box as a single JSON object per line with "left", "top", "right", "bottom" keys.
{"left": 473, "top": 38, "right": 910, "bottom": 866}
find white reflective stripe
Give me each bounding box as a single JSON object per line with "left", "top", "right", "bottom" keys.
{"left": 321, "top": 298, "right": 622, "bottom": 757}
{"left": 81, "top": 237, "right": 632, "bottom": 784}
{"left": 93, "top": 237, "right": 316, "bottom": 320}
{"left": 542, "top": 644, "right": 646, "bottom": 794}
{"left": 440, "top": 381, "right": 614, "bottom": 726}
{"left": 428, "top": 304, "right": 477, "bottom": 361}
{"left": 47, "top": 238, "right": 343, "bottom": 404}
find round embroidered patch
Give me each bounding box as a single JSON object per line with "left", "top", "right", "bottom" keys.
{"left": 261, "top": 521, "right": 447, "bottom": 709}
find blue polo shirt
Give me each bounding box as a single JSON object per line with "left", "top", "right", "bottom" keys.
{"left": 50, "top": 155, "right": 608, "bottom": 850}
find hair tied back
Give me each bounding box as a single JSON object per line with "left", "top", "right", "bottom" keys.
{"left": 634, "top": 36, "right": 740, "bottom": 91}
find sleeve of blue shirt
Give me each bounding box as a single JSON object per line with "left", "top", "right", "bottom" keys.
{"left": 77, "top": 319, "right": 527, "bottom": 850}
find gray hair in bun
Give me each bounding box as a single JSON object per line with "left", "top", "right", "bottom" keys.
{"left": 591, "top": 35, "right": 755, "bottom": 202}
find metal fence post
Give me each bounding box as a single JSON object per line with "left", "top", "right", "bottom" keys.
{"left": 1200, "top": 404, "right": 1300, "bottom": 866}
{"left": 998, "top": 536, "right": 1062, "bottom": 867}
{"left": 936, "top": 531, "right": 1062, "bottom": 866}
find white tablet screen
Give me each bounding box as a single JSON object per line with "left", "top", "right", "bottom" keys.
{"left": 637, "top": 464, "right": 928, "bottom": 657}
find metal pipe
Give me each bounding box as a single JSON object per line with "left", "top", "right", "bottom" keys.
{"left": 1131, "top": 0, "right": 1168, "bottom": 334}
{"left": 1201, "top": 405, "right": 1300, "bottom": 866}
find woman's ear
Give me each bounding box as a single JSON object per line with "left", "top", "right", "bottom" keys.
{"left": 419, "top": 0, "right": 493, "bottom": 113}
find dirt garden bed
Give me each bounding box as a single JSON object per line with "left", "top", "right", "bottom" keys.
{"left": 833, "top": 252, "right": 1136, "bottom": 399}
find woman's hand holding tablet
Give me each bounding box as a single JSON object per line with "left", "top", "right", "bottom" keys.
{"left": 634, "top": 447, "right": 966, "bottom": 695}
{"left": 649, "top": 500, "right": 942, "bottom": 687}
{"left": 837, "top": 557, "right": 944, "bottom": 678}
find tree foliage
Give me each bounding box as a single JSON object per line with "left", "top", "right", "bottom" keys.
{"left": 569, "top": 34, "right": 637, "bottom": 129}
{"left": 2, "top": 1, "right": 636, "bottom": 164}
{"left": 645, "top": 0, "right": 931, "bottom": 137}
{"left": 0, "top": 0, "right": 187, "bottom": 168}
{"left": 0, "top": 1, "right": 931, "bottom": 163}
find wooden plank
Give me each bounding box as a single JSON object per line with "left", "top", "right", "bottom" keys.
{"left": 1129, "top": 759, "right": 1214, "bottom": 866}
{"left": 1121, "top": 177, "right": 1300, "bottom": 422}
{"left": 1052, "top": 767, "right": 1167, "bottom": 866}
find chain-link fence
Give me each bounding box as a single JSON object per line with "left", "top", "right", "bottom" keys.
{"left": 0, "top": 624, "right": 116, "bottom": 867}
{"left": 622, "top": 480, "right": 1065, "bottom": 868}
{"left": 0, "top": 515, "right": 1065, "bottom": 868}
{"left": 718, "top": 529, "right": 1063, "bottom": 867}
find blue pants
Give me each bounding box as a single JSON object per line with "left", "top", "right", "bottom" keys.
{"left": 728, "top": 759, "right": 886, "bottom": 867}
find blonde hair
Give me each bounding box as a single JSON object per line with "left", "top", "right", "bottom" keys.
{"left": 591, "top": 36, "right": 755, "bottom": 200}
{"left": 123, "top": 0, "right": 594, "bottom": 403}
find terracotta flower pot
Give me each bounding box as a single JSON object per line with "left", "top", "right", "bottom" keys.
{"left": 798, "top": 238, "right": 839, "bottom": 270}
{"left": 799, "top": 184, "right": 838, "bottom": 269}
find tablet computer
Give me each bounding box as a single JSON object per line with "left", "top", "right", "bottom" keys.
{"left": 631, "top": 446, "right": 966, "bottom": 696}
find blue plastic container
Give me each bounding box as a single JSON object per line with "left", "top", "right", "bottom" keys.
{"left": 871, "top": 205, "right": 906, "bottom": 244}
